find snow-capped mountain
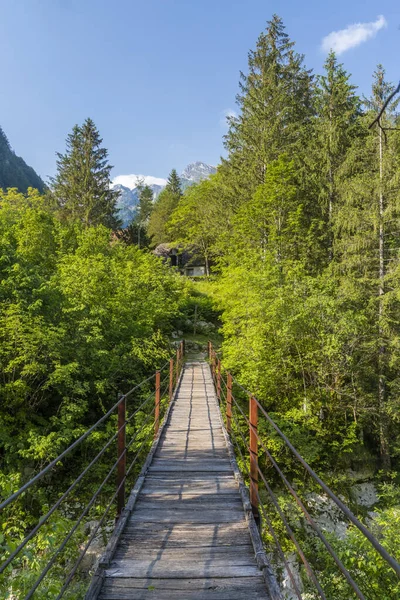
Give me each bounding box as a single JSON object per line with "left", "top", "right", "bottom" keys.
{"left": 112, "top": 162, "right": 216, "bottom": 227}
{"left": 181, "top": 162, "right": 216, "bottom": 184}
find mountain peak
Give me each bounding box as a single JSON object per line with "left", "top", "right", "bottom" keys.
{"left": 112, "top": 174, "right": 167, "bottom": 191}
{"left": 112, "top": 161, "right": 217, "bottom": 227}
{"left": 180, "top": 162, "right": 216, "bottom": 183}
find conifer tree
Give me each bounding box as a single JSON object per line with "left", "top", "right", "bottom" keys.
{"left": 53, "top": 118, "right": 120, "bottom": 229}
{"left": 223, "top": 14, "right": 314, "bottom": 200}
{"left": 165, "top": 169, "right": 182, "bottom": 196}
{"left": 135, "top": 183, "right": 154, "bottom": 247}
{"left": 313, "top": 52, "right": 361, "bottom": 258}
{"left": 334, "top": 67, "right": 400, "bottom": 469}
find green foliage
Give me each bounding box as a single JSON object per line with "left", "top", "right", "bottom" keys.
{"left": 148, "top": 187, "right": 181, "bottom": 246}
{"left": 0, "top": 186, "right": 187, "bottom": 596}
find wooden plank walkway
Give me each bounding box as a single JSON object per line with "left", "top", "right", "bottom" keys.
{"left": 92, "top": 361, "right": 271, "bottom": 599}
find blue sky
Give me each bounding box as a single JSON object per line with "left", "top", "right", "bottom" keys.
{"left": 1, "top": 0, "right": 399, "bottom": 182}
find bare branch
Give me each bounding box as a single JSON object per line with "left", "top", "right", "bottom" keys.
{"left": 369, "top": 80, "right": 400, "bottom": 129}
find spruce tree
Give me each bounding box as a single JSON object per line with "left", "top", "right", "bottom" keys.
{"left": 135, "top": 183, "right": 154, "bottom": 247}
{"left": 334, "top": 67, "right": 400, "bottom": 469}
{"left": 313, "top": 52, "right": 361, "bottom": 258}
{"left": 223, "top": 15, "right": 314, "bottom": 200}
{"left": 165, "top": 169, "right": 182, "bottom": 196}
{"left": 53, "top": 118, "right": 120, "bottom": 229}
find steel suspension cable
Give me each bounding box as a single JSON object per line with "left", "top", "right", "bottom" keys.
{"left": 252, "top": 397, "right": 400, "bottom": 579}
{"left": 56, "top": 426, "right": 156, "bottom": 599}
{"left": 0, "top": 416, "right": 125, "bottom": 575}
{"left": 0, "top": 373, "right": 158, "bottom": 511}
{"left": 230, "top": 409, "right": 326, "bottom": 598}
{"left": 229, "top": 381, "right": 400, "bottom": 579}
{"left": 230, "top": 403, "right": 367, "bottom": 598}
{"left": 229, "top": 425, "right": 302, "bottom": 600}
{"left": 23, "top": 408, "right": 156, "bottom": 599}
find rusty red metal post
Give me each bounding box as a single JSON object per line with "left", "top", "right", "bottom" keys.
{"left": 208, "top": 341, "right": 212, "bottom": 362}
{"left": 169, "top": 358, "right": 174, "bottom": 402}
{"left": 116, "top": 394, "right": 126, "bottom": 520}
{"left": 217, "top": 359, "right": 221, "bottom": 402}
{"left": 155, "top": 370, "right": 161, "bottom": 437}
{"left": 249, "top": 395, "right": 259, "bottom": 517}
{"left": 226, "top": 372, "right": 232, "bottom": 434}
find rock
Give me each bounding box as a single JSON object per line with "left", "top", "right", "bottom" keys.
{"left": 79, "top": 520, "right": 114, "bottom": 573}
{"left": 306, "top": 493, "right": 347, "bottom": 539}
{"left": 366, "top": 510, "right": 379, "bottom": 529}
{"left": 171, "top": 331, "right": 179, "bottom": 339}
{"left": 79, "top": 533, "right": 106, "bottom": 573}
{"left": 279, "top": 552, "right": 303, "bottom": 599}
{"left": 194, "top": 320, "right": 216, "bottom": 334}
{"left": 351, "top": 482, "right": 378, "bottom": 507}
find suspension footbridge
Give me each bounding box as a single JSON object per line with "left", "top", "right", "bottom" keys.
{"left": 1, "top": 342, "right": 399, "bottom": 599}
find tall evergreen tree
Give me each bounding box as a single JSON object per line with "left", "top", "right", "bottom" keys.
{"left": 165, "top": 169, "right": 182, "bottom": 196}
{"left": 334, "top": 67, "right": 400, "bottom": 469}
{"left": 52, "top": 118, "right": 120, "bottom": 229}
{"left": 222, "top": 14, "right": 314, "bottom": 201}
{"left": 135, "top": 182, "right": 154, "bottom": 247}
{"left": 312, "top": 52, "right": 361, "bottom": 258}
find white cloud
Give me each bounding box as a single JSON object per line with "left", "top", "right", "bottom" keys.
{"left": 220, "top": 108, "right": 238, "bottom": 128}
{"left": 321, "top": 15, "right": 387, "bottom": 55}
{"left": 112, "top": 174, "right": 167, "bottom": 190}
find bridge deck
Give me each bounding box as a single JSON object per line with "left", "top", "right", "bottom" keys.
{"left": 94, "top": 362, "right": 270, "bottom": 599}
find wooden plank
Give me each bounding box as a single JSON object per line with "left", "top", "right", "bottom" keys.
{"left": 104, "top": 564, "right": 262, "bottom": 578}
{"left": 129, "top": 510, "right": 245, "bottom": 524}
{"left": 137, "top": 494, "right": 242, "bottom": 510}
{"left": 112, "top": 555, "right": 258, "bottom": 568}
{"left": 99, "top": 589, "right": 268, "bottom": 600}
{"left": 114, "top": 546, "right": 255, "bottom": 560}
{"left": 148, "top": 465, "right": 232, "bottom": 473}
{"left": 100, "top": 577, "right": 266, "bottom": 591}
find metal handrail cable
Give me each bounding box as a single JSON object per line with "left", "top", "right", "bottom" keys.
{"left": 228, "top": 372, "right": 400, "bottom": 579}
{"left": 23, "top": 407, "right": 156, "bottom": 599}
{"left": 230, "top": 406, "right": 365, "bottom": 598}
{"left": 229, "top": 425, "right": 302, "bottom": 600}
{"left": 230, "top": 409, "right": 326, "bottom": 597}
{"left": 252, "top": 397, "right": 400, "bottom": 579}
{"left": 0, "top": 373, "right": 158, "bottom": 511}
{"left": 0, "top": 414, "right": 127, "bottom": 575}
{"left": 56, "top": 426, "right": 156, "bottom": 599}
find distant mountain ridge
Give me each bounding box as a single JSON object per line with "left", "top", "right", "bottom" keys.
{"left": 112, "top": 162, "right": 216, "bottom": 227}
{"left": 0, "top": 127, "right": 45, "bottom": 193}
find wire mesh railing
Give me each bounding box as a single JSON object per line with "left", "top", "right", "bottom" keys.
{"left": 0, "top": 341, "right": 185, "bottom": 599}
{"left": 208, "top": 342, "right": 400, "bottom": 600}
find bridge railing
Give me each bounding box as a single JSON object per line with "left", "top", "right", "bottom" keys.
{"left": 208, "top": 342, "right": 400, "bottom": 600}
{"left": 0, "top": 341, "right": 185, "bottom": 599}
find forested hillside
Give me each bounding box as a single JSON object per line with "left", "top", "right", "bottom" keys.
{"left": 166, "top": 16, "right": 400, "bottom": 476}
{"left": 0, "top": 127, "right": 45, "bottom": 192}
